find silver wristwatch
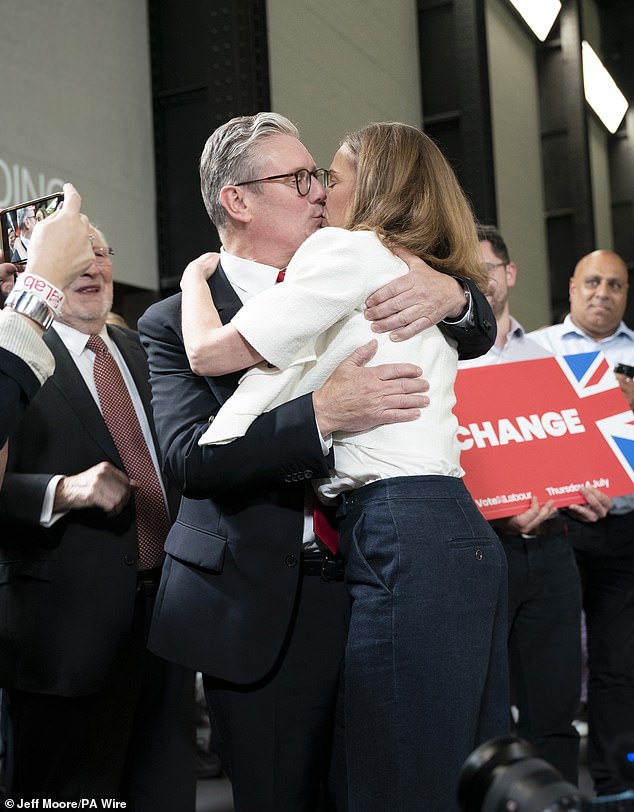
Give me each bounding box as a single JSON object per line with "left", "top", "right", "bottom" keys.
{"left": 443, "top": 278, "right": 474, "bottom": 328}
{"left": 5, "top": 288, "right": 55, "bottom": 330}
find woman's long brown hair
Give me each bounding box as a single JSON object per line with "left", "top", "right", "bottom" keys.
{"left": 342, "top": 122, "right": 487, "bottom": 291}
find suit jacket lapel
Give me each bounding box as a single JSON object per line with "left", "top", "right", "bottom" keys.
{"left": 204, "top": 264, "right": 250, "bottom": 405}
{"left": 210, "top": 263, "right": 242, "bottom": 322}
{"left": 108, "top": 325, "right": 153, "bottom": 422}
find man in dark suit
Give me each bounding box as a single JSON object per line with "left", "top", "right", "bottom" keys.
{"left": 0, "top": 227, "right": 196, "bottom": 810}
{"left": 139, "top": 112, "right": 495, "bottom": 812}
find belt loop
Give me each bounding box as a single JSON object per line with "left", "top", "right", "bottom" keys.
{"left": 337, "top": 493, "right": 348, "bottom": 520}
{"left": 321, "top": 557, "right": 341, "bottom": 582}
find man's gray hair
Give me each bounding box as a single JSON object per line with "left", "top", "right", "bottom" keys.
{"left": 200, "top": 112, "right": 299, "bottom": 230}
{"left": 17, "top": 206, "right": 35, "bottom": 230}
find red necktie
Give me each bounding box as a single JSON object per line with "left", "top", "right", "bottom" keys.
{"left": 87, "top": 334, "right": 169, "bottom": 569}
{"left": 274, "top": 269, "right": 339, "bottom": 554}
{"left": 313, "top": 501, "right": 339, "bottom": 555}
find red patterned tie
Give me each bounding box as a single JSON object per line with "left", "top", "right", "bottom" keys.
{"left": 86, "top": 334, "right": 169, "bottom": 569}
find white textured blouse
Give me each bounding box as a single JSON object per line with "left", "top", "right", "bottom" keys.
{"left": 200, "top": 227, "right": 462, "bottom": 498}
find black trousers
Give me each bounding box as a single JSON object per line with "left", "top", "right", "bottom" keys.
{"left": 568, "top": 511, "right": 634, "bottom": 795}
{"left": 205, "top": 572, "right": 350, "bottom": 812}
{"left": 6, "top": 588, "right": 197, "bottom": 811}
{"left": 500, "top": 530, "right": 582, "bottom": 784}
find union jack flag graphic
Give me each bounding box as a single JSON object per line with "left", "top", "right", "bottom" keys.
{"left": 596, "top": 411, "right": 634, "bottom": 482}
{"left": 557, "top": 351, "right": 615, "bottom": 397}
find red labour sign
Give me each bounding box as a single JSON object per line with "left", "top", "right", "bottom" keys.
{"left": 454, "top": 351, "right": 634, "bottom": 519}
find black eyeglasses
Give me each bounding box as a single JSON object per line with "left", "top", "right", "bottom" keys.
{"left": 93, "top": 246, "right": 115, "bottom": 261}
{"left": 234, "top": 168, "right": 329, "bottom": 197}
{"left": 482, "top": 261, "right": 507, "bottom": 274}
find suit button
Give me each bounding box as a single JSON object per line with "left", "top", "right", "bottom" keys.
{"left": 124, "top": 554, "right": 137, "bottom": 566}
{"left": 284, "top": 474, "right": 293, "bottom": 483}
{"left": 285, "top": 555, "right": 298, "bottom": 568}
{"left": 303, "top": 469, "right": 313, "bottom": 479}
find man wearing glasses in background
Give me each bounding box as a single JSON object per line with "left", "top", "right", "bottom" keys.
{"left": 139, "top": 112, "right": 496, "bottom": 812}
{"left": 0, "top": 228, "right": 196, "bottom": 810}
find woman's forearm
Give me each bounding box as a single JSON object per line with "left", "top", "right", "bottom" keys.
{"left": 180, "top": 253, "right": 262, "bottom": 376}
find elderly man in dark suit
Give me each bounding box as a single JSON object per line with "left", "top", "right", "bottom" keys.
{"left": 139, "top": 112, "right": 495, "bottom": 812}
{"left": 0, "top": 227, "right": 196, "bottom": 810}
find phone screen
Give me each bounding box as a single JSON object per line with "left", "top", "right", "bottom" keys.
{"left": 0, "top": 193, "right": 64, "bottom": 265}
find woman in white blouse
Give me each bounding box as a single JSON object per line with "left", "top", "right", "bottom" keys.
{"left": 180, "top": 121, "right": 509, "bottom": 812}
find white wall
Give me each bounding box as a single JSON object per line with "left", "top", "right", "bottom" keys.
{"left": 0, "top": 1, "right": 157, "bottom": 290}
{"left": 485, "top": 0, "right": 553, "bottom": 330}
{"left": 266, "top": 0, "right": 422, "bottom": 166}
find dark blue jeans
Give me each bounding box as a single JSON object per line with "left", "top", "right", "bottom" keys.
{"left": 338, "top": 476, "right": 509, "bottom": 812}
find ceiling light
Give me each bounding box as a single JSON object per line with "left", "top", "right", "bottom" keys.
{"left": 507, "top": 0, "right": 562, "bottom": 41}
{"left": 582, "top": 41, "right": 629, "bottom": 134}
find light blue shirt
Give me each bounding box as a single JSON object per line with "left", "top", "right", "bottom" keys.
{"left": 459, "top": 316, "right": 549, "bottom": 368}
{"left": 529, "top": 314, "right": 634, "bottom": 367}
{"left": 529, "top": 315, "right": 634, "bottom": 513}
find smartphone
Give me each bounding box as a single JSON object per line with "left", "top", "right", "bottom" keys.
{"left": 0, "top": 192, "right": 65, "bottom": 265}
{"left": 614, "top": 363, "right": 634, "bottom": 378}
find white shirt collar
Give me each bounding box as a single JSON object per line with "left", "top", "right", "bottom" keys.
{"left": 507, "top": 315, "right": 526, "bottom": 340}
{"left": 220, "top": 247, "right": 282, "bottom": 302}
{"left": 52, "top": 320, "right": 111, "bottom": 357}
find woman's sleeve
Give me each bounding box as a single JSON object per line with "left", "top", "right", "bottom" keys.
{"left": 231, "top": 229, "right": 372, "bottom": 370}
{"left": 0, "top": 308, "right": 54, "bottom": 385}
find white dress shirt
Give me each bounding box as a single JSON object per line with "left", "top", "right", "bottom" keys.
{"left": 459, "top": 316, "right": 549, "bottom": 367}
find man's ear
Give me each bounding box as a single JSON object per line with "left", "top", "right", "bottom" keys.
{"left": 505, "top": 261, "right": 518, "bottom": 289}
{"left": 568, "top": 275, "right": 576, "bottom": 304}
{"left": 219, "top": 185, "right": 251, "bottom": 224}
